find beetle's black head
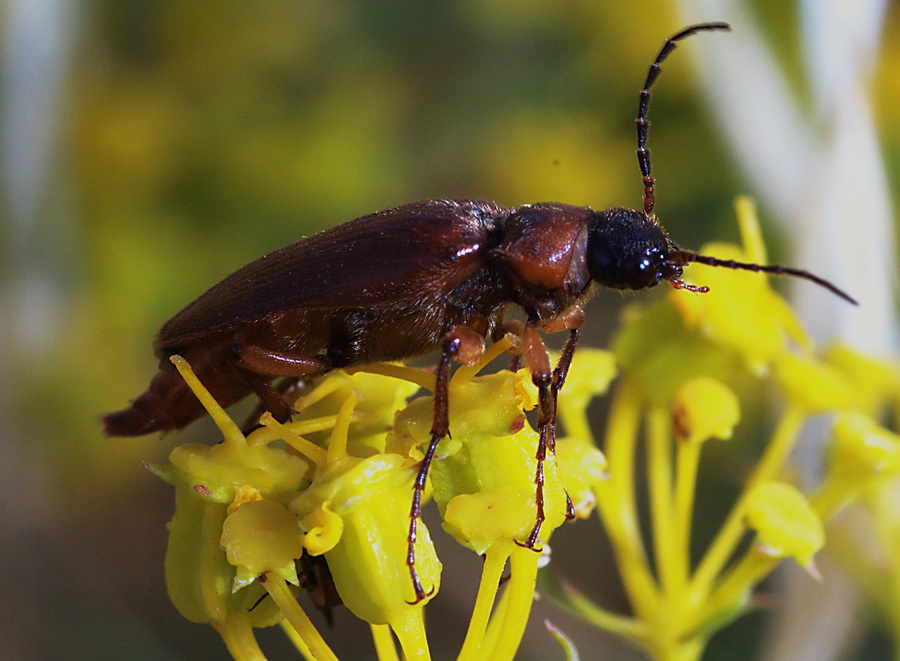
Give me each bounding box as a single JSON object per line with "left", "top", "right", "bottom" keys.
{"left": 586, "top": 207, "right": 858, "bottom": 303}
{"left": 587, "top": 207, "right": 684, "bottom": 291}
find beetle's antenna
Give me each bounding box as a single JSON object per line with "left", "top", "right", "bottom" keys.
{"left": 637, "top": 22, "right": 730, "bottom": 216}
{"left": 669, "top": 249, "right": 859, "bottom": 305}
{"left": 638, "top": 25, "right": 857, "bottom": 308}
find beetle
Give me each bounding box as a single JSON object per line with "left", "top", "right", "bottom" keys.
{"left": 104, "top": 22, "right": 855, "bottom": 601}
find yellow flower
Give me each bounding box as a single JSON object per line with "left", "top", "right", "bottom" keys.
{"left": 825, "top": 344, "right": 900, "bottom": 418}
{"left": 290, "top": 452, "right": 441, "bottom": 625}
{"left": 277, "top": 370, "right": 442, "bottom": 629}
{"left": 670, "top": 377, "right": 740, "bottom": 444}
{"left": 221, "top": 498, "right": 304, "bottom": 590}
{"left": 671, "top": 198, "right": 809, "bottom": 373}
{"left": 614, "top": 297, "right": 732, "bottom": 405}
{"left": 163, "top": 487, "right": 285, "bottom": 628}
{"left": 671, "top": 241, "right": 808, "bottom": 373}
{"left": 774, "top": 353, "right": 851, "bottom": 413}
{"left": 745, "top": 481, "right": 824, "bottom": 568}
{"left": 297, "top": 501, "right": 343, "bottom": 556}
{"left": 159, "top": 439, "right": 309, "bottom": 503}
{"left": 614, "top": 198, "right": 811, "bottom": 408}
{"left": 554, "top": 437, "right": 607, "bottom": 519}
{"left": 152, "top": 358, "right": 308, "bottom": 629}
{"left": 390, "top": 369, "right": 568, "bottom": 553}
{"left": 829, "top": 412, "right": 900, "bottom": 481}
{"left": 293, "top": 369, "right": 421, "bottom": 455}
{"left": 443, "top": 487, "right": 538, "bottom": 554}
{"left": 556, "top": 348, "right": 617, "bottom": 446}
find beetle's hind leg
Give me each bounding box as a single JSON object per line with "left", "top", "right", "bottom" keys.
{"left": 232, "top": 344, "right": 334, "bottom": 424}
{"left": 238, "top": 375, "right": 307, "bottom": 430}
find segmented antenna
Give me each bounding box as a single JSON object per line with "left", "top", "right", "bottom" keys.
{"left": 637, "top": 24, "right": 856, "bottom": 306}
{"left": 636, "top": 22, "right": 730, "bottom": 216}
{"left": 670, "top": 249, "right": 859, "bottom": 305}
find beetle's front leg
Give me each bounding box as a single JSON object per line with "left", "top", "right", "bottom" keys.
{"left": 553, "top": 328, "right": 580, "bottom": 523}
{"left": 407, "top": 326, "right": 485, "bottom": 604}
{"left": 520, "top": 317, "right": 581, "bottom": 549}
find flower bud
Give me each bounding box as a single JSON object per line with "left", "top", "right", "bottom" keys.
{"left": 291, "top": 453, "right": 441, "bottom": 625}
{"left": 775, "top": 354, "right": 850, "bottom": 413}
{"left": 745, "top": 481, "right": 824, "bottom": 567}
{"left": 670, "top": 377, "right": 740, "bottom": 444}
{"left": 221, "top": 498, "right": 304, "bottom": 590}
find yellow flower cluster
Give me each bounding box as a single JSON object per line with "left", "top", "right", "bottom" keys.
{"left": 153, "top": 338, "right": 608, "bottom": 660}
{"left": 150, "top": 197, "right": 900, "bottom": 660}
{"left": 543, "top": 197, "right": 900, "bottom": 660}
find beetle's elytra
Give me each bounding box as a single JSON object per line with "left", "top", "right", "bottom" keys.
{"left": 105, "top": 22, "right": 854, "bottom": 602}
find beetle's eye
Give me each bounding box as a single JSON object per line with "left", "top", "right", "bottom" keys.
{"left": 590, "top": 243, "right": 673, "bottom": 290}
{"left": 620, "top": 249, "right": 667, "bottom": 289}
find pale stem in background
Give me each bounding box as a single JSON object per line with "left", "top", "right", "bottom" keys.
{"left": 676, "top": 1, "right": 895, "bottom": 659}
{"left": 676, "top": 0, "right": 896, "bottom": 350}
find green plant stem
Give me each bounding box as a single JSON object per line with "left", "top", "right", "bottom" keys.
{"left": 264, "top": 575, "right": 338, "bottom": 661}
{"left": 458, "top": 544, "right": 510, "bottom": 661}
{"left": 689, "top": 405, "right": 805, "bottom": 601}
{"left": 647, "top": 407, "right": 677, "bottom": 595}
{"left": 596, "top": 378, "right": 659, "bottom": 622}
{"left": 371, "top": 624, "right": 400, "bottom": 661}
{"left": 212, "top": 615, "right": 268, "bottom": 661}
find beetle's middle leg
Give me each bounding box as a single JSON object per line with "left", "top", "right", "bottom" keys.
{"left": 520, "top": 320, "right": 581, "bottom": 550}
{"left": 407, "top": 325, "right": 485, "bottom": 604}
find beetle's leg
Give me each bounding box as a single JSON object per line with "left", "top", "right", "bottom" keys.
{"left": 240, "top": 377, "right": 306, "bottom": 429}
{"left": 449, "top": 325, "right": 487, "bottom": 366}
{"left": 544, "top": 310, "right": 583, "bottom": 456}
{"left": 542, "top": 313, "right": 582, "bottom": 440}
{"left": 407, "top": 326, "right": 485, "bottom": 604}
{"left": 407, "top": 334, "right": 456, "bottom": 603}
{"left": 541, "top": 306, "right": 585, "bottom": 334}
{"left": 553, "top": 329, "right": 580, "bottom": 522}
{"left": 496, "top": 319, "right": 525, "bottom": 372}
{"left": 521, "top": 320, "right": 553, "bottom": 549}
{"left": 232, "top": 345, "right": 333, "bottom": 422}
{"left": 234, "top": 345, "right": 333, "bottom": 378}
{"left": 237, "top": 371, "right": 294, "bottom": 423}
{"left": 520, "top": 320, "right": 582, "bottom": 548}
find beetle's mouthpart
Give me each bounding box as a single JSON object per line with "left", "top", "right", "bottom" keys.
{"left": 657, "top": 258, "right": 685, "bottom": 282}
{"left": 670, "top": 249, "right": 858, "bottom": 306}
{"left": 665, "top": 277, "right": 710, "bottom": 294}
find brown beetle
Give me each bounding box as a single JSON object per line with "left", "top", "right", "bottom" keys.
{"left": 105, "top": 23, "right": 855, "bottom": 601}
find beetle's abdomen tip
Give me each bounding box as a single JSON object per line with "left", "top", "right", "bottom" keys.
{"left": 103, "top": 406, "right": 165, "bottom": 437}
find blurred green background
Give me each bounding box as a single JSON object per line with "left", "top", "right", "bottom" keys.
{"left": 1, "top": 0, "right": 897, "bottom": 659}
